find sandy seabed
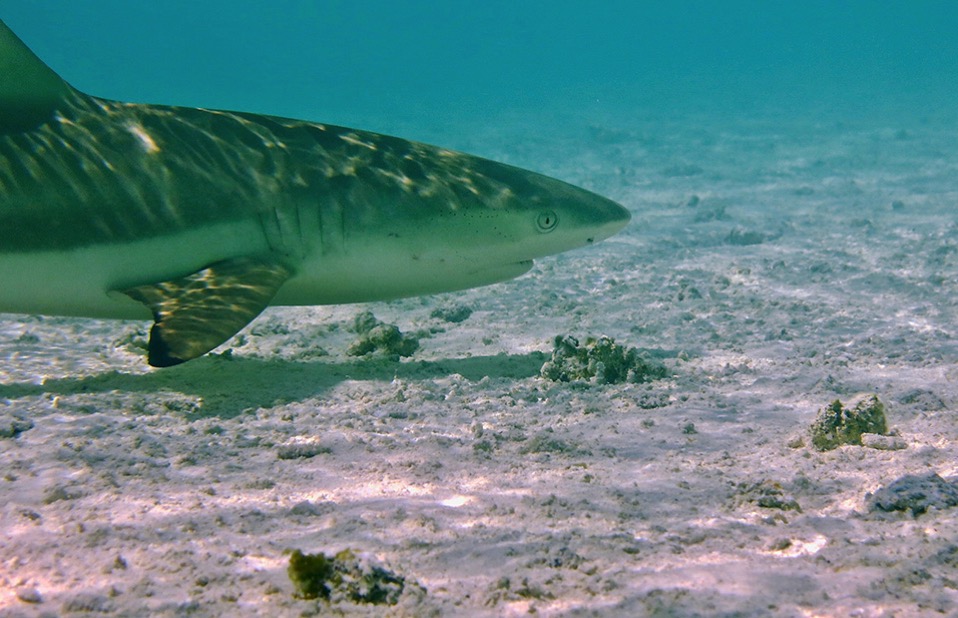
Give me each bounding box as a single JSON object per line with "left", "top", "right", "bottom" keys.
{"left": 2, "top": 103, "right": 958, "bottom": 617}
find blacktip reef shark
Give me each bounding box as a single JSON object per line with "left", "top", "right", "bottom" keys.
{"left": 0, "top": 19, "right": 630, "bottom": 367}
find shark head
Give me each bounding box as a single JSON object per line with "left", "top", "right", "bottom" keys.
{"left": 443, "top": 156, "right": 632, "bottom": 265}
{"left": 287, "top": 145, "right": 632, "bottom": 304}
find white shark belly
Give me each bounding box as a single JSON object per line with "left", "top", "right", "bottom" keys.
{"left": 0, "top": 221, "right": 269, "bottom": 320}
{"left": 273, "top": 248, "right": 533, "bottom": 306}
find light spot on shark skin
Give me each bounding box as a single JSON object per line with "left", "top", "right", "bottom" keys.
{"left": 376, "top": 168, "right": 415, "bottom": 191}
{"left": 496, "top": 187, "right": 515, "bottom": 205}
{"left": 454, "top": 175, "right": 481, "bottom": 196}
{"left": 340, "top": 132, "right": 377, "bottom": 150}
{"left": 333, "top": 155, "right": 365, "bottom": 177}
{"left": 127, "top": 124, "right": 160, "bottom": 154}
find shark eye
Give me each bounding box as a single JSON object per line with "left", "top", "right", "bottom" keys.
{"left": 536, "top": 210, "right": 559, "bottom": 233}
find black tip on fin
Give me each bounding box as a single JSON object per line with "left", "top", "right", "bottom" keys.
{"left": 147, "top": 327, "right": 186, "bottom": 368}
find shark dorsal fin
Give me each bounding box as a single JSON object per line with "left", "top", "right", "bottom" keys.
{"left": 0, "top": 19, "right": 75, "bottom": 133}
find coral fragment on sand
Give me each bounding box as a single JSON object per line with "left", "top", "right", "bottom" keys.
{"left": 809, "top": 395, "right": 889, "bottom": 451}
{"left": 430, "top": 304, "right": 473, "bottom": 323}
{"left": 735, "top": 480, "right": 802, "bottom": 512}
{"left": 276, "top": 437, "right": 332, "bottom": 460}
{"left": 0, "top": 411, "right": 33, "bottom": 438}
{"left": 287, "top": 548, "right": 419, "bottom": 605}
{"left": 346, "top": 311, "right": 420, "bottom": 358}
{"left": 540, "top": 335, "right": 667, "bottom": 385}
{"left": 868, "top": 473, "right": 958, "bottom": 517}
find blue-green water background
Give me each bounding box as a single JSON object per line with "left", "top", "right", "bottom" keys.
{"left": 5, "top": 2, "right": 958, "bottom": 137}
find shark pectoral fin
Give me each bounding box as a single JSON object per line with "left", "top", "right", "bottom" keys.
{"left": 121, "top": 257, "right": 292, "bottom": 367}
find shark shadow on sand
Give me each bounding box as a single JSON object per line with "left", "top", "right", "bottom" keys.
{"left": 0, "top": 352, "right": 549, "bottom": 419}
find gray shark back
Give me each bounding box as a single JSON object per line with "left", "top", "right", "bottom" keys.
{"left": 0, "top": 88, "right": 559, "bottom": 256}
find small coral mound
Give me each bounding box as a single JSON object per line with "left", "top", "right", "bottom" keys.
{"left": 735, "top": 480, "right": 802, "bottom": 512}
{"left": 809, "top": 395, "right": 888, "bottom": 451}
{"left": 429, "top": 304, "right": 473, "bottom": 323}
{"left": 0, "top": 411, "right": 33, "bottom": 439}
{"left": 346, "top": 311, "right": 420, "bottom": 358}
{"left": 868, "top": 473, "right": 958, "bottom": 517}
{"left": 276, "top": 437, "right": 331, "bottom": 460}
{"left": 540, "top": 335, "right": 668, "bottom": 385}
{"left": 288, "top": 548, "right": 418, "bottom": 605}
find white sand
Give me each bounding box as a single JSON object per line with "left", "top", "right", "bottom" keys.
{"left": 2, "top": 105, "right": 958, "bottom": 617}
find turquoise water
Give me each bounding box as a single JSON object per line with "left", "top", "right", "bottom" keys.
{"left": 5, "top": 1, "right": 958, "bottom": 129}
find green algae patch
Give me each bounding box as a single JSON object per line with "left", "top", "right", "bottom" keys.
{"left": 540, "top": 335, "right": 668, "bottom": 385}
{"left": 287, "top": 548, "right": 419, "bottom": 605}
{"left": 810, "top": 395, "right": 889, "bottom": 451}
{"left": 288, "top": 549, "right": 335, "bottom": 600}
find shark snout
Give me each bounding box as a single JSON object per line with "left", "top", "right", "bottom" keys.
{"left": 554, "top": 184, "right": 631, "bottom": 248}
{"left": 585, "top": 194, "right": 631, "bottom": 243}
